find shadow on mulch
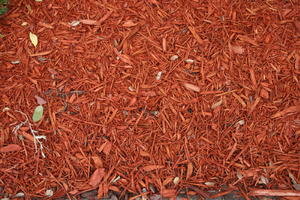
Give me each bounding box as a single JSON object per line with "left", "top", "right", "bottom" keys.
{"left": 51, "top": 189, "right": 279, "bottom": 200}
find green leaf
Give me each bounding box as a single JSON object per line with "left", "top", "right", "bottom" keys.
{"left": 32, "top": 105, "right": 44, "bottom": 122}
{"left": 0, "top": 0, "right": 8, "bottom": 15}
{"left": 0, "top": 7, "right": 7, "bottom": 15}
{"left": 0, "top": 0, "right": 8, "bottom": 4}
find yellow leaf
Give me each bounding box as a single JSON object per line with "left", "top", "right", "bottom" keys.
{"left": 29, "top": 32, "right": 38, "bottom": 47}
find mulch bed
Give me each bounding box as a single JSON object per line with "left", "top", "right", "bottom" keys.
{"left": 1, "top": 0, "right": 300, "bottom": 199}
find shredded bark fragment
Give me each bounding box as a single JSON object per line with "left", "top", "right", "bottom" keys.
{"left": 249, "top": 189, "right": 300, "bottom": 197}
{"left": 0, "top": 144, "right": 22, "bottom": 153}
{"left": 183, "top": 83, "right": 200, "bottom": 92}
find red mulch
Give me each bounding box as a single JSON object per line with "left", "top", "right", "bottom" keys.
{"left": 1, "top": 0, "right": 300, "bottom": 199}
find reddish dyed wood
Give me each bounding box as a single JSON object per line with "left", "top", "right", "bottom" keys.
{"left": 0, "top": 0, "right": 299, "bottom": 199}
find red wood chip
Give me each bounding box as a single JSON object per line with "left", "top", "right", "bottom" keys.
{"left": 102, "top": 142, "right": 112, "bottom": 155}
{"left": 229, "top": 44, "right": 244, "bottom": 54}
{"left": 80, "top": 19, "right": 98, "bottom": 25}
{"left": 142, "top": 165, "right": 164, "bottom": 171}
{"left": 0, "top": 144, "right": 22, "bottom": 153}
{"left": 183, "top": 83, "right": 200, "bottom": 92}
{"left": 34, "top": 95, "right": 47, "bottom": 105}
{"left": 89, "top": 168, "right": 105, "bottom": 187}
{"left": 161, "top": 189, "right": 177, "bottom": 198}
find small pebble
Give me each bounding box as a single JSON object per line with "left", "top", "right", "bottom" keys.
{"left": 38, "top": 57, "right": 47, "bottom": 62}
{"left": 2, "top": 107, "right": 10, "bottom": 112}
{"left": 185, "top": 59, "right": 194, "bottom": 63}
{"left": 14, "top": 192, "right": 25, "bottom": 198}
{"left": 70, "top": 20, "right": 80, "bottom": 27}
{"left": 235, "top": 119, "right": 245, "bottom": 126}
{"left": 156, "top": 71, "right": 162, "bottom": 80}
{"left": 128, "top": 86, "right": 135, "bottom": 91}
{"left": 170, "top": 55, "right": 179, "bottom": 61}
{"left": 150, "top": 111, "right": 159, "bottom": 116}
{"left": 11, "top": 61, "right": 20, "bottom": 64}
{"left": 45, "top": 189, "right": 53, "bottom": 197}
{"left": 173, "top": 177, "right": 180, "bottom": 185}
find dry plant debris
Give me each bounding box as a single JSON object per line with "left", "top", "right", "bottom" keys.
{"left": 0, "top": 0, "right": 300, "bottom": 199}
